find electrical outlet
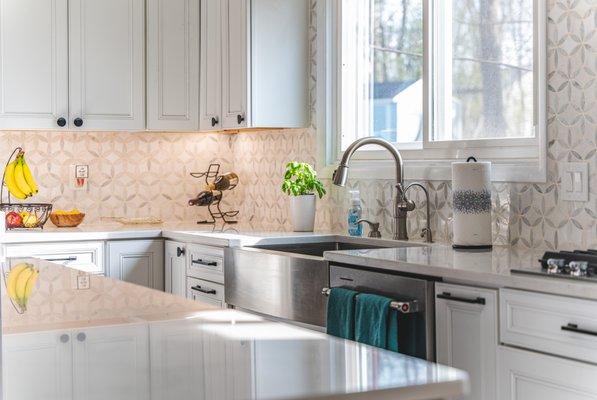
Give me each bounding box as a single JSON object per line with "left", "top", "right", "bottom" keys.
{"left": 71, "top": 164, "right": 89, "bottom": 191}
{"left": 561, "top": 162, "right": 589, "bottom": 202}
{"left": 77, "top": 274, "right": 90, "bottom": 290}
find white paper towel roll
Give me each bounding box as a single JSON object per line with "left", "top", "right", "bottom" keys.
{"left": 452, "top": 160, "right": 492, "bottom": 248}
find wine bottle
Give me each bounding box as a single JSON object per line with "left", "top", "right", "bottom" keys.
{"left": 188, "top": 190, "right": 222, "bottom": 207}
{"left": 206, "top": 172, "right": 239, "bottom": 191}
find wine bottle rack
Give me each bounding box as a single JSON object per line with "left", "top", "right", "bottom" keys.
{"left": 190, "top": 163, "right": 239, "bottom": 224}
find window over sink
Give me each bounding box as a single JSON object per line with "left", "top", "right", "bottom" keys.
{"left": 318, "top": 0, "right": 547, "bottom": 182}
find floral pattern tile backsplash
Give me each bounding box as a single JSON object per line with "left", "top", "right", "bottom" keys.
{"left": 1, "top": 0, "right": 596, "bottom": 251}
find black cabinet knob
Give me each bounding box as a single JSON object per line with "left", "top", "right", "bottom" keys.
{"left": 176, "top": 247, "right": 185, "bottom": 257}
{"left": 237, "top": 114, "right": 245, "bottom": 125}
{"left": 57, "top": 117, "right": 67, "bottom": 127}
{"left": 73, "top": 118, "right": 84, "bottom": 127}
{"left": 211, "top": 116, "right": 219, "bottom": 127}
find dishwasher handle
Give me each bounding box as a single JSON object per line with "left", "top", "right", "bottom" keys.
{"left": 436, "top": 292, "right": 486, "bottom": 305}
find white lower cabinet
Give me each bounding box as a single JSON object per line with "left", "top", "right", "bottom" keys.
{"left": 435, "top": 283, "right": 498, "bottom": 400}
{"left": 150, "top": 319, "right": 253, "bottom": 400}
{"left": 107, "top": 240, "right": 164, "bottom": 290}
{"left": 497, "top": 346, "right": 597, "bottom": 400}
{"left": 3, "top": 324, "right": 149, "bottom": 400}
{"left": 165, "top": 240, "right": 187, "bottom": 297}
{"left": 3, "top": 330, "right": 73, "bottom": 400}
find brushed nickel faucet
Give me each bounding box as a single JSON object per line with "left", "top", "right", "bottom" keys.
{"left": 332, "top": 137, "right": 416, "bottom": 241}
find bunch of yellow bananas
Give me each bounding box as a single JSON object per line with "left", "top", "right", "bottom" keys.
{"left": 5, "top": 263, "right": 40, "bottom": 311}
{"left": 4, "top": 152, "right": 39, "bottom": 200}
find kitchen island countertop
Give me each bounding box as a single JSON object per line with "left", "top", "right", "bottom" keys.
{"left": 1, "top": 258, "right": 468, "bottom": 400}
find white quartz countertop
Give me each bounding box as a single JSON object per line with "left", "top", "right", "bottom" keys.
{"left": 1, "top": 258, "right": 468, "bottom": 400}
{"left": 0, "top": 222, "right": 337, "bottom": 246}
{"left": 324, "top": 245, "right": 597, "bottom": 301}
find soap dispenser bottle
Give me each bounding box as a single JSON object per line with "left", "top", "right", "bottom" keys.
{"left": 347, "top": 190, "right": 363, "bottom": 237}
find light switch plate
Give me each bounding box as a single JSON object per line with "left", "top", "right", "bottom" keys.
{"left": 71, "top": 164, "right": 89, "bottom": 191}
{"left": 561, "top": 162, "right": 589, "bottom": 202}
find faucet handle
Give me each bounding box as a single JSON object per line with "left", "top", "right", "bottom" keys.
{"left": 357, "top": 220, "right": 382, "bottom": 238}
{"left": 421, "top": 228, "right": 433, "bottom": 243}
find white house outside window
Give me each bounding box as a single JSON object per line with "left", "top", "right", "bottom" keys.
{"left": 321, "top": 0, "right": 547, "bottom": 182}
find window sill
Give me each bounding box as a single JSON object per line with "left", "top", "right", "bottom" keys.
{"left": 319, "top": 157, "right": 547, "bottom": 183}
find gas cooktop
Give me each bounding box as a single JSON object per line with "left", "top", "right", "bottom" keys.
{"left": 511, "top": 249, "right": 597, "bottom": 282}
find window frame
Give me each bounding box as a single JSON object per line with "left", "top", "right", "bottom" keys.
{"left": 316, "top": 0, "right": 547, "bottom": 183}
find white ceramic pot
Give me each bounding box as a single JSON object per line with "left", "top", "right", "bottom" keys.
{"left": 290, "top": 194, "right": 316, "bottom": 232}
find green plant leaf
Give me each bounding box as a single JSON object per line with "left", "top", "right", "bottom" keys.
{"left": 281, "top": 162, "right": 326, "bottom": 198}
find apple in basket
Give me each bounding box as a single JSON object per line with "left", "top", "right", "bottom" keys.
{"left": 5, "top": 211, "right": 23, "bottom": 228}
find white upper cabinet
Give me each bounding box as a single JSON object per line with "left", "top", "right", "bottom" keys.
{"left": 199, "top": 0, "right": 223, "bottom": 131}
{"left": 146, "top": 0, "right": 200, "bottom": 131}
{"left": 0, "top": 0, "right": 69, "bottom": 129}
{"left": 221, "top": 0, "right": 248, "bottom": 129}
{"left": 199, "top": 0, "right": 309, "bottom": 131}
{"left": 69, "top": 0, "right": 145, "bottom": 131}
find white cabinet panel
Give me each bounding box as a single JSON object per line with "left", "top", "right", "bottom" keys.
{"left": 0, "top": 0, "right": 68, "bottom": 129}
{"left": 3, "top": 331, "right": 73, "bottom": 400}
{"left": 149, "top": 320, "right": 206, "bottom": 400}
{"left": 69, "top": 0, "right": 145, "bottom": 130}
{"left": 5, "top": 241, "right": 105, "bottom": 275}
{"left": 498, "top": 346, "right": 597, "bottom": 400}
{"left": 73, "top": 324, "right": 149, "bottom": 400}
{"left": 107, "top": 240, "right": 164, "bottom": 290}
{"left": 147, "top": 0, "right": 200, "bottom": 131}
{"left": 199, "top": 0, "right": 223, "bottom": 131}
{"left": 500, "top": 288, "right": 597, "bottom": 364}
{"left": 186, "top": 243, "right": 225, "bottom": 283}
{"left": 165, "top": 240, "right": 187, "bottom": 297}
{"left": 187, "top": 276, "right": 225, "bottom": 308}
{"left": 221, "top": 0, "right": 248, "bottom": 129}
{"left": 435, "top": 283, "right": 498, "bottom": 400}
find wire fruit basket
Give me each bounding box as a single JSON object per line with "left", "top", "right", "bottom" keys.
{"left": 1, "top": 147, "right": 52, "bottom": 230}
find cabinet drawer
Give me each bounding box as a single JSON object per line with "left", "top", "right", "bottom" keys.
{"left": 500, "top": 288, "right": 597, "bottom": 364}
{"left": 186, "top": 244, "right": 224, "bottom": 284}
{"left": 187, "top": 277, "right": 225, "bottom": 308}
{"left": 498, "top": 346, "right": 597, "bottom": 400}
{"left": 6, "top": 241, "right": 105, "bottom": 274}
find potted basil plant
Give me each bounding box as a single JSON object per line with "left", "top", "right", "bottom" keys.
{"left": 281, "top": 162, "right": 326, "bottom": 232}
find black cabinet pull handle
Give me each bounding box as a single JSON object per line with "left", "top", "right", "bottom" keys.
{"left": 74, "top": 118, "right": 84, "bottom": 127}
{"left": 176, "top": 247, "right": 185, "bottom": 257}
{"left": 561, "top": 323, "right": 597, "bottom": 337}
{"left": 57, "top": 117, "right": 67, "bottom": 127}
{"left": 211, "top": 116, "right": 219, "bottom": 127}
{"left": 237, "top": 114, "right": 245, "bottom": 125}
{"left": 191, "top": 258, "right": 218, "bottom": 267}
{"left": 45, "top": 256, "right": 77, "bottom": 262}
{"left": 436, "top": 292, "right": 486, "bottom": 305}
{"left": 191, "top": 285, "right": 216, "bottom": 295}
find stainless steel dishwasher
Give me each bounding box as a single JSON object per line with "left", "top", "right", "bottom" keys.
{"left": 328, "top": 264, "right": 437, "bottom": 361}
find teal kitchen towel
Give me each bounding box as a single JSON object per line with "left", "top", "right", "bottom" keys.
{"left": 386, "top": 308, "right": 399, "bottom": 352}
{"left": 355, "top": 293, "right": 392, "bottom": 348}
{"left": 326, "top": 287, "right": 359, "bottom": 340}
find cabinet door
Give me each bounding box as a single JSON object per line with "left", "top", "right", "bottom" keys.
{"left": 221, "top": 0, "right": 248, "bottom": 129}
{"left": 435, "top": 283, "right": 498, "bottom": 400}
{"left": 68, "top": 0, "right": 145, "bottom": 130}
{"left": 165, "top": 240, "right": 187, "bottom": 297}
{"left": 0, "top": 0, "right": 68, "bottom": 129}
{"left": 147, "top": 0, "right": 200, "bottom": 131}
{"left": 498, "top": 346, "right": 597, "bottom": 400}
{"left": 149, "top": 320, "right": 206, "bottom": 400}
{"left": 3, "top": 331, "right": 73, "bottom": 400}
{"left": 199, "top": 0, "right": 223, "bottom": 131}
{"left": 73, "top": 324, "right": 149, "bottom": 400}
{"left": 107, "top": 240, "right": 164, "bottom": 290}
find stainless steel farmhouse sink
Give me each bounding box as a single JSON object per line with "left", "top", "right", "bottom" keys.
{"left": 225, "top": 236, "right": 424, "bottom": 326}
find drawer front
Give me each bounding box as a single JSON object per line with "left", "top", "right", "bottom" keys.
{"left": 6, "top": 241, "right": 105, "bottom": 274}
{"left": 498, "top": 346, "right": 597, "bottom": 400}
{"left": 187, "top": 277, "right": 225, "bottom": 308}
{"left": 186, "top": 244, "right": 224, "bottom": 284}
{"left": 500, "top": 288, "right": 597, "bottom": 364}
